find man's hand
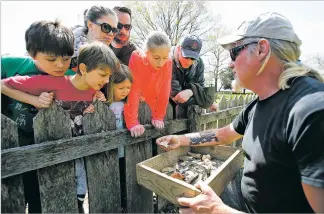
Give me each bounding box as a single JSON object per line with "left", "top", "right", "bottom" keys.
{"left": 209, "top": 103, "right": 218, "bottom": 112}
{"left": 156, "top": 135, "right": 181, "bottom": 151}
{"left": 33, "top": 92, "right": 54, "bottom": 108}
{"left": 178, "top": 181, "right": 236, "bottom": 214}
{"left": 93, "top": 91, "right": 107, "bottom": 102}
{"left": 83, "top": 104, "right": 95, "bottom": 115}
{"left": 152, "top": 119, "right": 164, "bottom": 129}
{"left": 130, "top": 124, "right": 145, "bottom": 137}
{"left": 173, "top": 89, "right": 193, "bottom": 103}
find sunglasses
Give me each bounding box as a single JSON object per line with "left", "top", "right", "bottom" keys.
{"left": 117, "top": 22, "right": 132, "bottom": 31}
{"left": 92, "top": 21, "right": 119, "bottom": 35}
{"left": 230, "top": 42, "right": 258, "bottom": 61}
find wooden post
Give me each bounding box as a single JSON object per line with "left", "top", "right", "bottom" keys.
{"left": 187, "top": 105, "right": 203, "bottom": 132}
{"left": 125, "top": 103, "right": 153, "bottom": 213}
{"left": 1, "top": 115, "right": 25, "bottom": 213}
{"left": 33, "top": 103, "right": 78, "bottom": 213}
{"left": 82, "top": 101, "right": 121, "bottom": 213}
{"left": 138, "top": 102, "right": 152, "bottom": 125}
{"left": 217, "top": 96, "right": 227, "bottom": 129}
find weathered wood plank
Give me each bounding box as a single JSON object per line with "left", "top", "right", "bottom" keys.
{"left": 125, "top": 140, "right": 153, "bottom": 213}
{"left": 137, "top": 146, "right": 242, "bottom": 206}
{"left": 166, "top": 103, "right": 174, "bottom": 121}
{"left": 200, "top": 106, "right": 243, "bottom": 124}
{"left": 82, "top": 101, "right": 121, "bottom": 213}
{"left": 1, "top": 115, "right": 25, "bottom": 213}
{"left": 33, "top": 103, "right": 78, "bottom": 213}
{"left": 205, "top": 149, "right": 244, "bottom": 195}
{"left": 138, "top": 103, "right": 152, "bottom": 125}
{"left": 188, "top": 105, "right": 203, "bottom": 132}
{"left": 2, "top": 119, "right": 187, "bottom": 179}
{"left": 137, "top": 164, "right": 201, "bottom": 205}
{"left": 175, "top": 105, "right": 188, "bottom": 119}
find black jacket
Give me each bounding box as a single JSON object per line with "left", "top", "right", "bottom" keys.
{"left": 171, "top": 46, "right": 212, "bottom": 107}
{"left": 110, "top": 42, "right": 137, "bottom": 66}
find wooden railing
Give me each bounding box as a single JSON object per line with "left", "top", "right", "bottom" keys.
{"left": 1, "top": 94, "right": 256, "bottom": 213}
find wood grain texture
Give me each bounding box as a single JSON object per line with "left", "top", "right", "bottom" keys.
{"left": 137, "top": 146, "right": 243, "bottom": 205}
{"left": 125, "top": 140, "right": 153, "bottom": 213}
{"left": 1, "top": 115, "right": 25, "bottom": 213}
{"left": 33, "top": 103, "right": 78, "bottom": 213}
{"left": 138, "top": 103, "right": 152, "bottom": 125}
{"left": 2, "top": 119, "right": 188, "bottom": 179}
{"left": 82, "top": 101, "right": 121, "bottom": 213}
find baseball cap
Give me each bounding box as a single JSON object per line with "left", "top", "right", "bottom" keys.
{"left": 180, "top": 34, "right": 202, "bottom": 60}
{"left": 218, "top": 12, "right": 302, "bottom": 48}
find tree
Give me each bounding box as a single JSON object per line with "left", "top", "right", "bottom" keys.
{"left": 310, "top": 54, "right": 324, "bottom": 70}
{"left": 218, "top": 67, "right": 234, "bottom": 90}
{"left": 123, "top": 1, "right": 220, "bottom": 48}
{"left": 204, "top": 27, "right": 231, "bottom": 91}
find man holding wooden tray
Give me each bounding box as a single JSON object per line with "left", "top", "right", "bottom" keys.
{"left": 157, "top": 12, "right": 324, "bottom": 214}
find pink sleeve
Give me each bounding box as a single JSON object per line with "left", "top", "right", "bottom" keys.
{"left": 2, "top": 75, "right": 53, "bottom": 95}
{"left": 153, "top": 59, "right": 172, "bottom": 121}
{"left": 123, "top": 53, "right": 142, "bottom": 130}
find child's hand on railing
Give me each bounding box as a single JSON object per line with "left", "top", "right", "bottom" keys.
{"left": 152, "top": 119, "right": 164, "bottom": 129}
{"left": 83, "top": 104, "right": 95, "bottom": 115}
{"left": 130, "top": 124, "right": 145, "bottom": 137}
{"left": 93, "top": 91, "right": 107, "bottom": 102}
{"left": 34, "top": 92, "right": 54, "bottom": 109}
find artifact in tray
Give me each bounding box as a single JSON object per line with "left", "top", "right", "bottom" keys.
{"left": 160, "top": 152, "right": 224, "bottom": 185}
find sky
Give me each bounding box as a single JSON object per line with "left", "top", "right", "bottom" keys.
{"left": 1, "top": 1, "right": 324, "bottom": 62}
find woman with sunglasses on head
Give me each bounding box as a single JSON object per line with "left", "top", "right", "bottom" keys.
{"left": 72, "top": 5, "right": 119, "bottom": 59}
{"left": 124, "top": 31, "right": 172, "bottom": 137}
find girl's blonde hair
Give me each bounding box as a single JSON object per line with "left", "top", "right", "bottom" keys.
{"left": 242, "top": 37, "right": 324, "bottom": 89}
{"left": 144, "top": 31, "right": 171, "bottom": 51}
{"left": 105, "top": 64, "right": 133, "bottom": 105}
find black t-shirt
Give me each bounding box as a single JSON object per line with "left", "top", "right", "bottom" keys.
{"left": 110, "top": 42, "right": 137, "bottom": 66}
{"left": 232, "top": 76, "right": 324, "bottom": 213}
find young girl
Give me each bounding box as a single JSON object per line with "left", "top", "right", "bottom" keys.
{"left": 103, "top": 64, "right": 133, "bottom": 157}
{"left": 1, "top": 41, "right": 120, "bottom": 213}
{"left": 124, "top": 31, "right": 172, "bottom": 137}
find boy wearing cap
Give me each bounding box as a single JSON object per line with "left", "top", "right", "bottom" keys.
{"left": 170, "top": 34, "right": 217, "bottom": 111}
{"left": 156, "top": 12, "right": 324, "bottom": 213}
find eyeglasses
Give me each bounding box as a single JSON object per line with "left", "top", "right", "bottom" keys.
{"left": 230, "top": 42, "right": 258, "bottom": 61}
{"left": 92, "top": 21, "right": 119, "bottom": 35}
{"left": 117, "top": 22, "right": 132, "bottom": 31}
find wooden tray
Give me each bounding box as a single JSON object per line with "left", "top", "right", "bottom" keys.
{"left": 136, "top": 145, "right": 243, "bottom": 205}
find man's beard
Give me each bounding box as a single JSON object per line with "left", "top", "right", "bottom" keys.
{"left": 114, "top": 34, "right": 129, "bottom": 46}
{"left": 231, "top": 78, "right": 243, "bottom": 92}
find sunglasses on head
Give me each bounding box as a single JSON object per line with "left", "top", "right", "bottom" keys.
{"left": 92, "top": 21, "right": 119, "bottom": 35}
{"left": 117, "top": 22, "right": 132, "bottom": 31}
{"left": 230, "top": 42, "right": 258, "bottom": 61}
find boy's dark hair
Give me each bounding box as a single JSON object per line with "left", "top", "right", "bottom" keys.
{"left": 113, "top": 6, "right": 132, "bottom": 19}
{"left": 77, "top": 41, "right": 120, "bottom": 75}
{"left": 106, "top": 64, "right": 133, "bottom": 104}
{"left": 25, "top": 20, "right": 74, "bottom": 57}
{"left": 83, "top": 5, "right": 116, "bottom": 34}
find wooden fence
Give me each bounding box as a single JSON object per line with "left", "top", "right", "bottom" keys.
{"left": 1, "top": 94, "right": 256, "bottom": 213}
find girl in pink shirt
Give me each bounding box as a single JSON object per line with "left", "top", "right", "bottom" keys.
{"left": 124, "top": 31, "right": 172, "bottom": 137}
